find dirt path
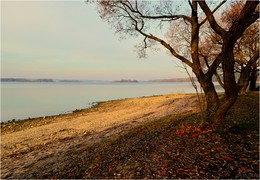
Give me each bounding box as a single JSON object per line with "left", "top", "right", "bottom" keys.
{"left": 1, "top": 94, "right": 199, "bottom": 178}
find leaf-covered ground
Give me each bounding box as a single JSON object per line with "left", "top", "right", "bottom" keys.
{"left": 45, "top": 93, "right": 259, "bottom": 179}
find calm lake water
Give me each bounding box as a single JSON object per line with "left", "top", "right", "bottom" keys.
{"left": 1, "top": 81, "right": 222, "bottom": 122}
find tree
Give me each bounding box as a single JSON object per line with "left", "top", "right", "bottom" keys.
{"left": 89, "top": 0, "right": 259, "bottom": 128}
{"left": 198, "top": 1, "right": 259, "bottom": 95}
{"left": 228, "top": 4, "right": 260, "bottom": 94}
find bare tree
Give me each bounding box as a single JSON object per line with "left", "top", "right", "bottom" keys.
{"left": 89, "top": 0, "right": 259, "bottom": 129}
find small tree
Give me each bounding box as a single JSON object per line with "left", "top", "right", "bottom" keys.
{"left": 89, "top": 0, "right": 259, "bottom": 128}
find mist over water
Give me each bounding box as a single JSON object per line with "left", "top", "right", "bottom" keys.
{"left": 1, "top": 81, "right": 223, "bottom": 122}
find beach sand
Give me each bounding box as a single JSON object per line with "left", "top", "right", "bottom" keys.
{"left": 1, "top": 94, "right": 199, "bottom": 178}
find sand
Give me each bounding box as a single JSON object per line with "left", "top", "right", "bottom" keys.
{"left": 1, "top": 94, "right": 199, "bottom": 178}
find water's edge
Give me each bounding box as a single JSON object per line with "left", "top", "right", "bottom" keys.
{"left": 1, "top": 93, "right": 194, "bottom": 125}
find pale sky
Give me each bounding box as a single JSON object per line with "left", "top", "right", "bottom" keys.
{"left": 1, "top": 0, "right": 188, "bottom": 81}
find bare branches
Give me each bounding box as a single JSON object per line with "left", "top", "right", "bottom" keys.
{"left": 136, "top": 28, "right": 193, "bottom": 68}
{"left": 96, "top": 0, "right": 193, "bottom": 68}
{"left": 119, "top": 0, "right": 192, "bottom": 23}
{"left": 142, "top": 14, "right": 192, "bottom": 23}
{"left": 93, "top": 0, "right": 259, "bottom": 84}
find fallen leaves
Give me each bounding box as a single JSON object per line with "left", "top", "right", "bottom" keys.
{"left": 39, "top": 94, "right": 259, "bottom": 179}
{"left": 238, "top": 166, "right": 254, "bottom": 173}
{"left": 161, "top": 163, "right": 168, "bottom": 167}
{"left": 239, "top": 157, "right": 249, "bottom": 161}
{"left": 177, "top": 167, "right": 189, "bottom": 172}
{"left": 175, "top": 125, "right": 213, "bottom": 138}
{"left": 157, "top": 170, "right": 167, "bottom": 176}
{"left": 78, "top": 118, "right": 259, "bottom": 179}
{"left": 222, "top": 155, "right": 233, "bottom": 162}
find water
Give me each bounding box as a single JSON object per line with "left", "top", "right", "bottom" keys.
{"left": 1, "top": 81, "right": 222, "bottom": 122}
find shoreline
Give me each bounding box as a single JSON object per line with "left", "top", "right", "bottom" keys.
{"left": 1, "top": 102, "right": 99, "bottom": 125}
{"left": 1, "top": 93, "right": 199, "bottom": 178}
{"left": 1, "top": 93, "right": 196, "bottom": 126}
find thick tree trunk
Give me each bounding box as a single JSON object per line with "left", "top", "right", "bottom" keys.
{"left": 200, "top": 77, "right": 220, "bottom": 123}
{"left": 198, "top": 40, "right": 239, "bottom": 129}
{"left": 195, "top": 49, "right": 238, "bottom": 129}
{"left": 212, "top": 43, "right": 238, "bottom": 128}
{"left": 199, "top": 74, "right": 238, "bottom": 129}
{"left": 212, "top": 95, "right": 237, "bottom": 128}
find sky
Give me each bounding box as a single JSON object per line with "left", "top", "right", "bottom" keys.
{"left": 1, "top": 0, "right": 189, "bottom": 81}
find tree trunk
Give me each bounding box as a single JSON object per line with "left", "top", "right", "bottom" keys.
{"left": 199, "top": 73, "right": 238, "bottom": 129}
{"left": 198, "top": 75, "right": 220, "bottom": 124}
{"left": 249, "top": 66, "right": 258, "bottom": 91}
{"left": 238, "top": 52, "right": 259, "bottom": 93}
{"left": 237, "top": 65, "right": 251, "bottom": 95}
{"left": 212, "top": 42, "right": 238, "bottom": 128}
{"left": 212, "top": 95, "right": 237, "bottom": 128}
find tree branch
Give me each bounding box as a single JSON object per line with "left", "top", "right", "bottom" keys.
{"left": 206, "top": 52, "right": 223, "bottom": 77}
{"left": 214, "top": 71, "right": 224, "bottom": 89}
{"left": 139, "top": 32, "right": 193, "bottom": 68}
{"left": 142, "top": 14, "right": 192, "bottom": 23}
{"left": 120, "top": 1, "right": 193, "bottom": 23}
{"left": 119, "top": 2, "right": 193, "bottom": 68}
{"left": 198, "top": 1, "right": 226, "bottom": 37}
{"left": 199, "top": 0, "right": 226, "bottom": 26}
{"left": 137, "top": 30, "right": 192, "bottom": 67}
{"left": 228, "top": 1, "right": 259, "bottom": 42}
{"left": 248, "top": 49, "right": 259, "bottom": 66}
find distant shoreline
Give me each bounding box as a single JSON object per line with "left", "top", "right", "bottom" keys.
{"left": 0, "top": 78, "right": 82, "bottom": 83}
{"left": 1, "top": 77, "right": 193, "bottom": 83}
{"left": 113, "top": 79, "right": 138, "bottom": 83}
{"left": 1, "top": 78, "right": 55, "bottom": 82}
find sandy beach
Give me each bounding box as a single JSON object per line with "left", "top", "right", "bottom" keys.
{"left": 1, "top": 94, "right": 199, "bottom": 178}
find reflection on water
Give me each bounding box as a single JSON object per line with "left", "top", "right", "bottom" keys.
{"left": 1, "top": 81, "right": 222, "bottom": 122}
